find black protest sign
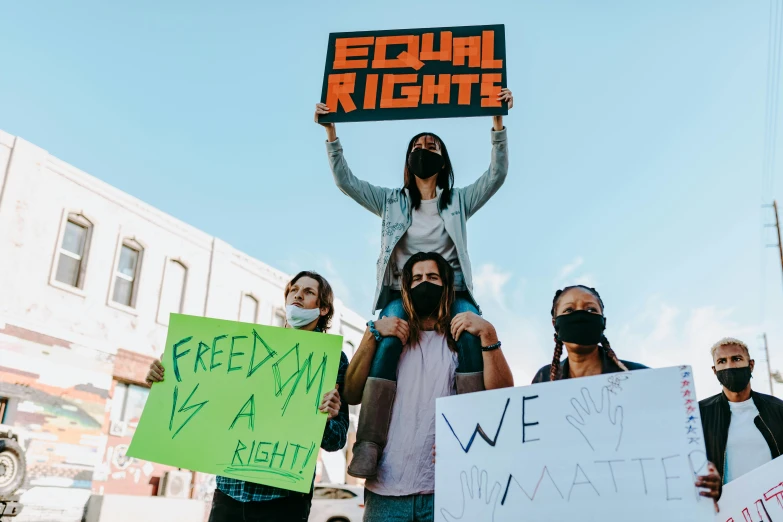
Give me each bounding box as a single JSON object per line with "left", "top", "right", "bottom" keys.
{"left": 319, "top": 24, "right": 508, "bottom": 123}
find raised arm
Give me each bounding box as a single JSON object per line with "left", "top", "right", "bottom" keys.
{"left": 315, "top": 103, "right": 388, "bottom": 217}
{"left": 463, "top": 88, "right": 513, "bottom": 219}
{"left": 315, "top": 103, "right": 338, "bottom": 143}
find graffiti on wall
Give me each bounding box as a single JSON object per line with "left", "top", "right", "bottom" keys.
{"left": 0, "top": 325, "right": 113, "bottom": 490}
{"left": 0, "top": 329, "right": 176, "bottom": 495}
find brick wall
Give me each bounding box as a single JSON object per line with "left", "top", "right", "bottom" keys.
{"left": 113, "top": 349, "right": 156, "bottom": 385}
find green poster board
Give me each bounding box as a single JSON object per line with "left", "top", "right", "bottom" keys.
{"left": 127, "top": 314, "right": 343, "bottom": 493}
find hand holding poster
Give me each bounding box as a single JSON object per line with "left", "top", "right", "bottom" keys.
{"left": 319, "top": 24, "right": 508, "bottom": 122}
{"left": 435, "top": 366, "right": 715, "bottom": 522}
{"left": 127, "top": 314, "right": 342, "bottom": 493}
{"left": 716, "top": 456, "right": 783, "bottom": 521}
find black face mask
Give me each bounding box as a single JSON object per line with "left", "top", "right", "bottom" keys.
{"left": 410, "top": 281, "right": 443, "bottom": 317}
{"left": 716, "top": 366, "right": 752, "bottom": 393}
{"left": 554, "top": 310, "right": 606, "bottom": 346}
{"left": 408, "top": 149, "right": 445, "bottom": 180}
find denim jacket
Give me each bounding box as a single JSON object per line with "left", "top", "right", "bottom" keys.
{"left": 325, "top": 128, "right": 509, "bottom": 313}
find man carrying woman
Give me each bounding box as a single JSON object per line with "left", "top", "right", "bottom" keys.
{"left": 315, "top": 87, "right": 514, "bottom": 478}
{"left": 344, "top": 252, "right": 514, "bottom": 522}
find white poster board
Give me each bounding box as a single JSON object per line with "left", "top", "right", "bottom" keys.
{"left": 717, "top": 456, "right": 783, "bottom": 521}
{"left": 435, "top": 366, "right": 715, "bottom": 522}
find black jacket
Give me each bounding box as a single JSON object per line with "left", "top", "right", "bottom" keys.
{"left": 531, "top": 347, "right": 648, "bottom": 383}
{"left": 698, "top": 390, "right": 783, "bottom": 480}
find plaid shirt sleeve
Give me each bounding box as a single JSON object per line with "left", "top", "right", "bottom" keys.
{"left": 320, "top": 351, "right": 350, "bottom": 452}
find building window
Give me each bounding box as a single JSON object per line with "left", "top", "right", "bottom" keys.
{"left": 55, "top": 214, "right": 92, "bottom": 288}
{"left": 158, "top": 260, "right": 187, "bottom": 324}
{"left": 344, "top": 340, "right": 356, "bottom": 359}
{"left": 112, "top": 240, "right": 143, "bottom": 307}
{"left": 272, "top": 308, "right": 286, "bottom": 327}
{"left": 111, "top": 382, "right": 149, "bottom": 426}
{"left": 239, "top": 294, "right": 259, "bottom": 324}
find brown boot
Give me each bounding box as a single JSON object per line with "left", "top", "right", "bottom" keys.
{"left": 347, "top": 377, "right": 396, "bottom": 479}
{"left": 456, "top": 371, "right": 485, "bottom": 394}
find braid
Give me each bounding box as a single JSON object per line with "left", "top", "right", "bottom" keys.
{"left": 550, "top": 290, "right": 564, "bottom": 317}
{"left": 601, "top": 335, "right": 629, "bottom": 372}
{"left": 550, "top": 335, "right": 564, "bottom": 381}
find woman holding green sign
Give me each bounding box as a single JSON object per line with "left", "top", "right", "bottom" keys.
{"left": 315, "top": 91, "right": 512, "bottom": 479}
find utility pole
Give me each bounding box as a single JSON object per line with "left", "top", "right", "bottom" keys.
{"left": 775, "top": 201, "right": 783, "bottom": 285}
{"left": 763, "top": 202, "right": 783, "bottom": 397}
{"left": 764, "top": 333, "right": 774, "bottom": 395}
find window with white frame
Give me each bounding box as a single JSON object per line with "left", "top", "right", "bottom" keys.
{"left": 110, "top": 381, "right": 149, "bottom": 425}
{"left": 157, "top": 260, "right": 187, "bottom": 324}
{"left": 54, "top": 214, "right": 92, "bottom": 288}
{"left": 343, "top": 340, "right": 356, "bottom": 359}
{"left": 272, "top": 308, "right": 286, "bottom": 327}
{"left": 239, "top": 294, "right": 259, "bottom": 323}
{"left": 112, "top": 240, "right": 143, "bottom": 307}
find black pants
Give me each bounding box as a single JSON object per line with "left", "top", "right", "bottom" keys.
{"left": 208, "top": 488, "right": 312, "bottom": 522}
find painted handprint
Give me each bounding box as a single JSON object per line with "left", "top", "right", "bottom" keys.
{"left": 441, "top": 466, "right": 502, "bottom": 522}
{"left": 606, "top": 374, "right": 629, "bottom": 395}
{"left": 565, "top": 385, "right": 624, "bottom": 452}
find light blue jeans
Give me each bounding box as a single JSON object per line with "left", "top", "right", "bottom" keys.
{"left": 363, "top": 490, "right": 434, "bottom": 522}
{"left": 369, "top": 292, "right": 482, "bottom": 380}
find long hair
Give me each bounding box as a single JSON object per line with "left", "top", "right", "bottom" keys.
{"left": 400, "top": 252, "right": 456, "bottom": 351}
{"left": 284, "top": 271, "right": 334, "bottom": 332}
{"left": 403, "top": 132, "right": 454, "bottom": 211}
{"left": 549, "top": 285, "right": 628, "bottom": 381}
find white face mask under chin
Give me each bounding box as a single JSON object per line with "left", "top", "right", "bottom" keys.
{"left": 285, "top": 304, "right": 322, "bottom": 329}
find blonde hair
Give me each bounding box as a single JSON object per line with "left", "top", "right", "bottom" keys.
{"left": 710, "top": 337, "right": 750, "bottom": 360}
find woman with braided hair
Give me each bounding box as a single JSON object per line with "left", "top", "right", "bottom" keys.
{"left": 531, "top": 285, "right": 646, "bottom": 383}
{"left": 530, "top": 284, "right": 724, "bottom": 508}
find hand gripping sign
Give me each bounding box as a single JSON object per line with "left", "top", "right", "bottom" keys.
{"left": 319, "top": 25, "right": 508, "bottom": 123}
{"left": 435, "top": 367, "right": 716, "bottom": 522}
{"left": 128, "top": 314, "right": 343, "bottom": 493}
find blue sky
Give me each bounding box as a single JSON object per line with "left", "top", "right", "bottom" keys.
{"left": 2, "top": 0, "right": 782, "bottom": 398}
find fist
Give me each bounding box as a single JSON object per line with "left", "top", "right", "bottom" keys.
{"left": 319, "top": 386, "right": 341, "bottom": 420}
{"left": 145, "top": 360, "right": 165, "bottom": 386}
{"left": 314, "top": 103, "right": 334, "bottom": 128}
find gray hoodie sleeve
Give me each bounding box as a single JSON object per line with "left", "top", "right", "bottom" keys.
{"left": 326, "top": 138, "right": 389, "bottom": 217}
{"left": 462, "top": 127, "right": 509, "bottom": 219}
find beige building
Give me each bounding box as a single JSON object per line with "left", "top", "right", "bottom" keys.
{"left": 0, "top": 129, "right": 365, "bottom": 520}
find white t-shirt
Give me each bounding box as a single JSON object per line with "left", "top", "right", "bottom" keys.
{"left": 391, "top": 198, "right": 462, "bottom": 290}
{"left": 365, "top": 331, "right": 458, "bottom": 496}
{"left": 724, "top": 398, "right": 773, "bottom": 483}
